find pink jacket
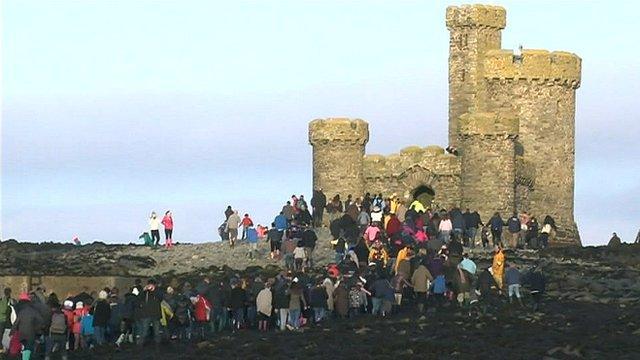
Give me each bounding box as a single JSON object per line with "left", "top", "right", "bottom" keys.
{"left": 161, "top": 215, "right": 173, "bottom": 230}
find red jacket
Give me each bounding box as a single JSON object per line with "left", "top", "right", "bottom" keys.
{"left": 161, "top": 215, "right": 174, "bottom": 230}
{"left": 386, "top": 217, "right": 402, "bottom": 237}
{"left": 241, "top": 217, "right": 253, "bottom": 227}
{"left": 193, "top": 295, "right": 211, "bottom": 322}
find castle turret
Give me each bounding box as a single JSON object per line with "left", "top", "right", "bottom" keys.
{"left": 458, "top": 112, "right": 519, "bottom": 222}
{"left": 309, "top": 118, "right": 369, "bottom": 201}
{"left": 483, "top": 49, "right": 582, "bottom": 244}
{"left": 446, "top": 4, "right": 506, "bottom": 147}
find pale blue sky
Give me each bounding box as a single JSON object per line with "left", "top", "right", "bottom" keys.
{"left": 2, "top": 0, "right": 639, "bottom": 245}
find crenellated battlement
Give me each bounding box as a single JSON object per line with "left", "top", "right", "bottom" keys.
{"left": 446, "top": 4, "right": 506, "bottom": 29}
{"left": 309, "top": 118, "right": 369, "bottom": 146}
{"left": 483, "top": 49, "right": 581, "bottom": 88}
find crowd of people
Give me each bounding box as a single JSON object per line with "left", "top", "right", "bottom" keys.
{"left": 1, "top": 190, "right": 556, "bottom": 359}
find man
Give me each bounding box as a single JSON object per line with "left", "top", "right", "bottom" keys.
{"left": 608, "top": 232, "right": 622, "bottom": 247}
{"left": 492, "top": 246, "right": 505, "bottom": 291}
{"left": 240, "top": 213, "right": 254, "bottom": 240}
{"left": 0, "top": 288, "right": 14, "bottom": 354}
{"left": 505, "top": 263, "right": 524, "bottom": 306}
{"left": 489, "top": 212, "right": 505, "bottom": 246}
{"left": 301, "top": 226, "right": 318, "bottom": 269}
{"left": 282, "top": 201, "right": 295, "bottom": 221}
{"left": 224, "top": 206, "right": 233, "bottom": 220}
{"left": 267, "top": 222, "right": 283, "bottom": 260}
{"left": 525, "top": 265, "right": 546, "bottom": 312}
{"left": 12, "top": 293, "right": 43, "bottom": 360}
{"left": 310, "top": 188, "right": 327, "bottom": 228}
{"left": 450, "top": 207, "right": 466, "bottom": 242}
{"left": 246, "top": 225, "right": 259, "bottom": 259}
{"left": 464, "top": 209, "right": 483, "bottom": 248}
{"left": 226, "top": 211, "right": 241, "bottom": 247}
{"left": 411, "top": 261, "right": 433, "bottom": 314}
{"left": 137, "top": 280, "right": 162, "bottom": 346}
{"left": 507, "top": 213, "right": 521, "bottom": 249}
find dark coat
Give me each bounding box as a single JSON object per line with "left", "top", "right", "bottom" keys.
{"left": 309, "top": 287, "right": 328, "bottom": 308}
{"left": 92, "top": 299, "right": 111, "bottom": 327}
{"left": 138, "top": 289, "right": 162, "bottom": 320}
{"left": 13, "top": 301, "right": 44, "bottom": 341}
{"left": 332, "top": 285, "right": 349, "bottom": 317}
{"left": 229, "top": 287, "right": 246, "bottom": 310}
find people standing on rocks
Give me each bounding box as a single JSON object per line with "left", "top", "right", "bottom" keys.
{"left": 149, "top": 212, "right": 161, "bottom": 246}
{"left": 246, "top": 225, "right": 258, "bottom": 260}
{"left": 240, "top": 214, "right": 254, "bottom": 240}
{"left": 525, "top": 265, "right": 546, "bottom": 311}
{"left": 161, "top": 211, "right": 174, "bottom": 249}
{"left": 226, "top": 211, "right": 241, "bottom": 248}
{"left": 137, "top": 279, "right": 162, "bottom": 347}
{"left": 311, "top": 188, "right": 327, "bottom": 228}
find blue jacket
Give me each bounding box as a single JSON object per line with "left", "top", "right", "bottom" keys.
{"left": 507, "top": 216, "right": 520, "bottom": 233}
{"left": 246, "top": 228, "right": 258, "bottom": 243}
{"left": 274, "top": 215, "right": 288, "bottom": 231}
{"left": 490, "top": 215, "right": 504, "bottom": 231}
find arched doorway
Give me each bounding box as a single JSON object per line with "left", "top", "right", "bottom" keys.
{"left": 412, "top": 185, "right": 435, "bottom": 209}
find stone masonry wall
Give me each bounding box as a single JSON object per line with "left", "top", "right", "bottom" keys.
{"left": 447, "top": 5, "right": 505, "bottom": 146}
{"left": 309, "top": 118, "right": 369, "bottom": 201}
{"left": 483, "top": 50, "right": 581, "bottom": 244}
{"left": 458, "top": 112, "right": 518, "bottom": 222}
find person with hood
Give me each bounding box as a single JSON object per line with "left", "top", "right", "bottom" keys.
{"left": 507, "top": 213, "right": 521, "bottom": 249}
{"left": 489, "top": 212, "right": 505, "bottom": 246}
{"left": 224, "top": 206, "right": 233, "bottom": 220}
{"left": 161, "top": 210, "right": 174, "bottom": 248}
{"left": 492, "top": 246, "right": 505, "bottom": 291}
{"left": 310, "top": 188, "right": 327, "bottom": 228}
{"left": 92, "top": 290, "right": 111, "bottom": 346}
{"left": 149, "top": 212, "right": 161, "bottom": 246}
{"left": 47, "top": 298, "right": 69, "bottom": 360}
{"left": 12, "top": 293, "right": 43, "bottom": 360}
{"left": 226, "top": 211, "right": 241, "bottom": 247}
{"left": 191, "top": 292, "right": 211, "bottom": 340}
{"left": 71, "top": 301, "right": 87, "bottom": 350}
{"left": 137, "top": 279, "right": 162, "bottom": 346}
{"left": 256, "top": 282, "right": 272, "bottom": 332}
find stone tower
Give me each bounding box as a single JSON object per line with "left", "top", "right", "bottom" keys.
{"left": 458, "top": 112, "right": 519, "bottom": 222}
{"left": 483, "top": 49, "right": 581, "bottom": 244}
{"left": 446, "top": 5, "right": 505, "bottom": 147}
{"left": 308, "top": 118, "right": 369, "bottom": 201}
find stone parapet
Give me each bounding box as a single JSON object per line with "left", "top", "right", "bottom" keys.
{"left": 459, "top": 112, "right": 519, "bottom": 137}
{"left": 309, "top": 118, "right": 369, "bottom": 146}
{"left": 483, "top": 49, "right": 581, "bottom": 88}
{"left": 446, "top": 4, "right": 506, "bottom": 29}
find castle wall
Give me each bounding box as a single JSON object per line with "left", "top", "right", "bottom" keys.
{"left": 458, "top": 112, "right": 518, "bottom": 222}
{"left": 446, "top": 5, "right": 505, "bottom": 146}
{"left": 483, "top": 50, "right": 581, "bottom": 244}
{"left": 0, "top": 275, "right": 136, "bottom": 298}
{"left": 309, "top": 118, "right": 369, "bottom": 201}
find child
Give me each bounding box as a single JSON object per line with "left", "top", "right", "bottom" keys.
{"left": 246, "top": 226, "right": 259, "bottom": 259}
{"left": 348, "top": 282, "right": 370, "bottom": 317}
{"left": 293, "top": 241, "right": 306, "bottom": 272}
{"left": 81, "top": 307, "right": 95, "bottom": 349}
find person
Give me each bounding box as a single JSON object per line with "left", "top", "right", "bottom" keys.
{"left": 326, "top": 195, "right": 343, "bottom": 224}
{"left": 507, "top": 213, "right": 521, "bottom": 249}
{"left": 0, "top": 288, "right": 14, "bottom": 354}
{"left": 311, "top": 188, "right": 327, "bottom": 228}
{"left": 246, "top": 225, "right": 259, "bottom": 259}
{"left": 137, "top": 279, "right": 162, "bottom": 346}
{"left": 363, "top": 224, "right": 381, "bottom": 245}
{"left": 371, "top": 276, "right": 394, "bottom": 317}
{"left": 438, "top": 214, "right": 453, "bottom": 244}
{"left": 72, "top": 301, "right": 87, "bottom": 350}
{"left": 224, "top": 206, "right": 234, "bottom": 220}
{"left": 229, "top": 280, "right": 246, "bottom": 331}
{"left": 288, "top": 279, "right": 306, "bottom": 330}
{"left": 92, "top": 290, "right": 111, "bottom": 346}
{"left": 368, "top": 241, "right": 389, "bottom": 269}
{"left": 332, "top": 282, "right": 350, "bottom": 319}
{"left": 12, "top": 293, "right": 43, "bottom": 360}
{"left": 489, "top": 212, "right": 505, "bottom": 246}
{"left": 370, "top": 206, "right": 383, "bottom": 225}
{"left": 160, "top": 210, "right": 174, "bottom": 248}
{"left": 480, "top": 225, "right": 490, "bottom": 248}
{"left": 256, "top": 282, "right": 272, "bottom": 332}
{"left": 409, "top": 199, "right": 426, "bottom": 213}
{"left": 411, "top": 262, "right": 433, "bottom": 313}
{"left": 301, "top": 226, "right": 318, "bottom": 269}
{"left": 450, "top": 207, "right": 466, "bottom": 241}
{"left": 309, "top": 281, "right": 328, "bottom": 323}
{"left": 608, "top": 232, "right": 622, "bottom": 247}
{"left": 149, "top": 212, "right": 161, "bottom": 246}
{"left": 282, "top": 201, "right": 295, "bottom": 222}
{"left": 226, "top": 211, "right": 241, "bottom": 247}
{"left": 458, "top": 253, "right": 477, "bottom": 276}
{"left": 357, "top": 209, "right": 371, "bottom": 235}
{"left": 241, "top": 214, "right": 254, "bottom": 240}
{"left": 526, "top": 217, "right": 540, "bottom": 249}
{"left": 282, "top": 236, "right": 296, "bottom": 271}
{"left": 274, "top": 212, "right": 288, "bottom": 239}
{"left": 505, "top": 263, "right": 523, "bottom": 306}
{"left": 492, "top": 246, "right": 505, "bottom": 291}
{"left": 463, "top": 209, "right": 481, "bottom": 248}
{"left": 192, "top": 292, "right": 211, "bottom": 340}
{"left": 525, "top": 265, "right": 546, "bottom": 311}
{"left": 47, "top": 300, "right": 69, "bottom": 360}
{"left": 267, "top": 222, "right": 283, "bottom": 260}
{"left": 293, "top": 241, "right": 306, "bottom": 272}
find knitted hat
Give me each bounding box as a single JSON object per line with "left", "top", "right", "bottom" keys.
{"left": 18, "top": 292, "right": 30, "bottom": 301}
{"left": 98, "top": 290, "right": 108, "bottom": 300}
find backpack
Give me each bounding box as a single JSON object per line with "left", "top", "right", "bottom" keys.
{"left": 50, "top": 312, "right": 67, "bottom": 334}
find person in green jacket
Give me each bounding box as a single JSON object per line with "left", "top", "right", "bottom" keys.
{"left": 0, "top": 287, "right": 14, "bottom": 354}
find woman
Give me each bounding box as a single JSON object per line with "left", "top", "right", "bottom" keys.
{"left": 161, "top": 211, "right": 174, "bottom": 248}
{"left": 149, "top": 212, "right": 161, "bottom": 246}
{"left": 438, "top": 214, "right": 453, "bottom": 244}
